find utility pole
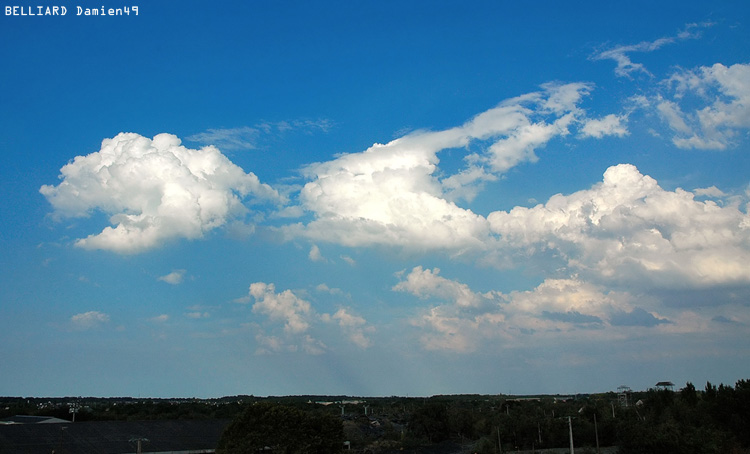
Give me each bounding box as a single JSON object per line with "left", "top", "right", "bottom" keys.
{"left": 69, "top": 403, "right": 79, "bottom": 422}
{"left": 130, "top": 437, "right": 149, "bottom": 454}
{"left": 538, "top": 422, "right": 542, "bottom": 445}
{"left": 568, "top": 416, "right": 574, "bottom": 454}
{"left": 594, "top": 413, "right": 600, "bottom": 454}
{"left": 57, "top": 426, "right": 67, "bottom": 454}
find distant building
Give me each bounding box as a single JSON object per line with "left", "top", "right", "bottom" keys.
{"left": 1, "top": 415, "right": 70, "bottom": 424}
{"left": 655, "top": 381, "right": 675, "bottom": 390}
{"left": 0, "top": 418, "right": 229, "bottom": 454}
{"left": 617, "top": 385, "right": 631, "bottom": 407}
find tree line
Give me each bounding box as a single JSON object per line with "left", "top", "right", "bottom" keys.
{"left": 216, "top": 380, "right": 750, "bottom": 454}
{"left": 4, "top": 380, "right": 750, "bottom": 453}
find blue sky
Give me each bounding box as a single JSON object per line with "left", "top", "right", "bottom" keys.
{"left": 1, "top": 0, "right": 749, "bottom": 398}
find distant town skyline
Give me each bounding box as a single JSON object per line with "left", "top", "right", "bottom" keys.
{"left": 1, "top": 0, "right": 749, "bottom": 398}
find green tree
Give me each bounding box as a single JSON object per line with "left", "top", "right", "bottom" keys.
{"left": 408, "top": 402, "right": 450, "bottom": 443}
{"left": 680, "top": 382, "right": 698, "bottom": 407}
{"left": 216, "top": 402, "right": 343, "bottom": 454}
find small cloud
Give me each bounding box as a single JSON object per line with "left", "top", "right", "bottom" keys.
{"left": 316, "top": 283, "right": 343, "bottom": 295}
{"left": 309, "top": 244, "right": 325, "bottom": 262}
{"left": 272, "top": 205, "right": 306, "bottom": 219}
{"left": 250, "top": 282, "right": 312, "bottom": 334}
{"left": 610, "top": 307, "right": 671, "bottom": 327}
{"left": 158, "top": 269, "right": 186, "bottom": 285}
{"left": 693, "top": 186, "right": 726, "bottom": 198}
{"left": 233, "top": 295, "right": 252, "bottom": 304}
{"left": 301, "top": 334, "right": 327, "bottom": 355}
{"left": 185, "top": 311, "right": 210, "bottom": 319}
{"left": 393, "top": 266, "right": 486, "bottom": 308}
{"left": 70, "top": 311, "right": 110, "bottom": 330}
{"left": 255, "top": 333, "right": 285, "bottom": 355}
{"left": 187, "top": 126, "right": 260, "bottom": 151}
{"left": 149, "top": 314, "right": 169, "bottom": 323}
{"left": 712, "top": 315, "right": 744, "bottom": 325}
{"left": 188, "top": 119, "right": 334, "bottom": 152}
{"left": 246, "top": 282, "right": 331, "bottom": 355}
{"left": 591, "top": 23, "right": 712, "bottom": 78}
{"left": 225, "top": 221, "right": 256, "bottom": 240}
{"left": 541, "top": 310, "right": 604, "bottom": 326}
{"left": 340, "top": 255, "right": 356, "bottom": 266}
{"left": 256, "top": 119, "right": 334, "bottom": 135}
{"left": 331, "top": 308, "right": 373, "bottom": 349}
{"left": 580, "top": 114, "right": 629, "bottom": 138}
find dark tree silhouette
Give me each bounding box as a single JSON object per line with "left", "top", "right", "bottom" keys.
{"left": 217, "top": 402, "right": 343, "bottom": 454}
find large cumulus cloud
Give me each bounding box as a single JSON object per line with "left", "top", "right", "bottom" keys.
{"left": 283, "top": 83, "right": 608, "bottom": 251}
{"left": 393, "top": 266, "right": 744, "bottom": 354}
{"left": 488, "top": 163, "right": 750, "bottom": 289}
{"left": 40, "top": 133, "right": 282, "bottom": 253}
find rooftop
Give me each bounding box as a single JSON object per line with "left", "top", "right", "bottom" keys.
{"left": 0, "top": 419, "right": 230, "bottom": 454}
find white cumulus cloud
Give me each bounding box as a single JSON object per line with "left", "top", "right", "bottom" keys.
{"left": 505, "top": 278, "right": 634, "bottom": 329}
{"left": 395, "top": 267, "right": 506, "bottom": 353}
{"left": 250, "top": 282, "right": 313, "bottom": 335}
{"left": 284, "top": 83, "right": 596, "bottom": 251}
{"left": 580, "top": 114, "right": 629, "bottom": 138}
{"left": 659, "top": 63, "right": 750, "bottom": 150}
{"left": 411, "top": 306, "right": 487, "bottom": 353}
{"left": 393, "top": 266, "right": 490, "bottom": 308}
{"left": 247, "top": 283, "right": 373, "bottom": 353}
{"left": 399, "top": 269, "right": 685, "bottom": 353}
{"left": 40, "top": 132, "right": 282, "bottom": 254}
{"left": 487, "top": 164, "right": 750, "bottom": 289}
{"left": 70, "top": 311, "right": 110, "bottom": 330}
{"left": 331, "top": 308, "right": 373, "bottom": 349}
